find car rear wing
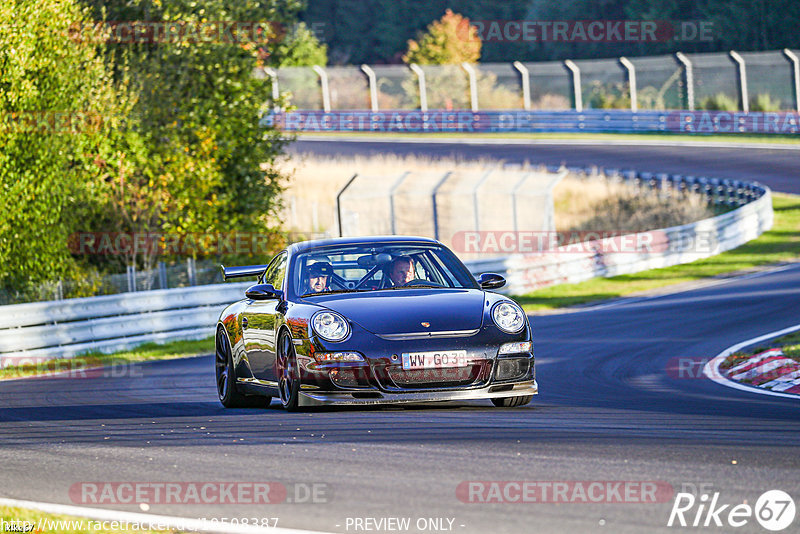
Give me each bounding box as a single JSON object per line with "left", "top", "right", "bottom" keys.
{"left": 220, "top": 264, "right": 268, "bottom": 281}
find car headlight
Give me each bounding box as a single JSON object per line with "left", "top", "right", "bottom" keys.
{"left": 311, "top": 311, "right": 350, "bottom": 342}
{"left": 492, "top": 301, "right": 526, "bottom": 334}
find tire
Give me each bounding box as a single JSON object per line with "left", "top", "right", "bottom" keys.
{"left": 277, "top": 330, "right": 301, "bottom": 412}
{"left": 491, "top": 395, "right": 533, "bottom": 407}
{"left": 216, "top": 327, "right": 270, "bottom": 408}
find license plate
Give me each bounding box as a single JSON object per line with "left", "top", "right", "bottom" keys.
{"left": 401, "top": 350, "right": 469, "bottom": 370}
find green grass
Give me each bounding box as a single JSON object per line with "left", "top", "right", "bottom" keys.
{"left": 721, "top": 331, "right": 800, "bottom": 371}
{"left": 513, "top": 193, "right": 800, "bottom": 311}
{"left": 301, "top": 131, "right": 800, "bottom": 145}
{"left": 0, "top": 506, "right": 177, "bottom": 533}
{"left": 0, "top": 337, "right": 213, "bottom": 380}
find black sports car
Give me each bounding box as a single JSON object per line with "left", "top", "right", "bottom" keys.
{"left": 215, "top": 236, "right": 537, "bottom": 410}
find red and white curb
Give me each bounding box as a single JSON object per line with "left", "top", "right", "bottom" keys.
{"left": 703, "top": 324, "right": 800, "bottom": 399}
{"left": 0, "top": 497, "right": 331, "bottom": 534}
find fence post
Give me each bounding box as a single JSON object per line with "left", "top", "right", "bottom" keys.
{"left": 431, "top": 171, "right": 453, "bottom": 241}
{"left": 783, "top": 49, "right": 800, "bottom": 112}
{"left": 675, "top": 52, "right": 695, "bottom": 111}
{"left": 462, "top": 63, "right": 479, "bottom": 111}
{"left": 389, "top": 172, "right": 411, "bottom": 235}
{"left": 511, "top": 172, "right": 531, "bottom": 234}
{"left": 312, "top": 65, "right": 331, "bottom": 112}
{"left": 729, "top": 51, "right": 749, "bottom": 113}
{"left": 126, "top": 265, "right": 137, "bottom": 293}
{"left": 564, "top": 60, "right": 582, "bottom": 112}
{"left": 619, "top": 57, "right": 638, "bottom": 112}
{"left": 409, "top": 64, "right": 428, "bottom": 112}
{"left": 56, "top": 280, "right": 63, "bottom": 300}
{"left": 264, "top": 67, "right": 280, "bottom": 112}
{"left": 360, "top": 64, "right": 379, "bottom": 112}
{"left": 512, "top": 61, "right": 531, "bottom": 111}
{"left": 336, "top": 173, "right": 358, "bottom": 237}
{"left": 472, "top": 170, "right": 493, "bottom": 232}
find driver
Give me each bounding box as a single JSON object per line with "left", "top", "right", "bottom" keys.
{"left": 306, "top": 261, "right": 333, "bottom": 293}
{"left": 387, "top": 256, "right": 415, "bottom": 287}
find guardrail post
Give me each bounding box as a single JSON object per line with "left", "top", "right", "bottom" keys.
{"left": 619, "top": 57, "right": 638, "bottom": 112}
{"left": 432, "top": 171, "right": 453, "bottom": 241}
{"left": 472, "top": 170, "right": 493, "bottom": 232}
{"left": 360, "top": 64, "right": 379, "bottom": 112}
{"left": 336, "top": 173, "right": 358, "bottom": 237}
{"left": 158, "top": 262, "right": 167, "bottom": 289}
{"left": 783, "top": 49, "right": 800, "bottom": 111}
{"left": 126, "top": 265, "right": 137, "bottom": 293}
{"left": 729, "top": 51, "right": 749, "bottom": 113}
{"left": 409, "top": 64, "right": 427, "bottom": 112}
{"left": 389, "top": 172, "right": 411, "bottom": 235}
{"left": 512, "top": 61, "right": 531, "bottom": 111}
{"left": 312, "top": 65, "right": 331, "bottom": 112}
{"left": 462, "top": 62, "right": 479, "bottom": 112}
{"left": 187, "top": 257, "right": 197, "bottom": 286}
{"left": 564, "top": 60, "right": 582, "bottom": 112}
{"left": 675, "top": 52, "right": 695, "bottom": 111}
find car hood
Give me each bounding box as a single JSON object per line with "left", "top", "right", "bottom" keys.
{"left": 306, "top": 289, "right": 485, "bottom": 335}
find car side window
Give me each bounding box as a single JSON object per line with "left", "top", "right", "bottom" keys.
{"left": 264, "top": 252, "right": 288, "bottom": 290}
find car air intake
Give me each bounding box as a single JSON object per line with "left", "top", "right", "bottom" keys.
{"left": 494, "top": 358, "right": 530, "bottom": 381}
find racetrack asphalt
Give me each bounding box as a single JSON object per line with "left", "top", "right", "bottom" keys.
{"left": 2, "top": 263, "right": 800, "bottom": 534}
{"left": 291, "top": 138, "right": 800, "bottom": 194}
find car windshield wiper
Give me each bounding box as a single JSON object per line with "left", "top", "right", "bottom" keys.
{"left": 300, "top": 289, "right": 365, "bottom": 297}
{"left": 375, "top": 283, "right": 445, "bottom": 290}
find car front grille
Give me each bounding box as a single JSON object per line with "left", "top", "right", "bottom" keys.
{"left": 377, "top": 362, "right": 491, "bottom": 390}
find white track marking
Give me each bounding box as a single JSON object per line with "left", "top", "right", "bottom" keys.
{"left": 703, "top": 324, "right": 800, "bottom": 399}
{"left": 0, "top": 497, "right": 333, "bottom": 534}
{"left": 542, "top": 263, "right": 800, "bottom": 315}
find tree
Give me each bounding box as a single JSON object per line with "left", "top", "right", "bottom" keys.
{"left": 0, "top": 0, "right": 123, "bottom": 295}
{"left": 403, "top": 9, "right": 481, "bottom": 65}
{"left": 82, "top": 0, "right": 303, "bottom": 269}
{"left": 271, "top": 22, "right": 328, "bottom": 67}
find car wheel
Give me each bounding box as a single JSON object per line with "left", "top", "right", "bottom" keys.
{"left": 216, "top": 328, "right": 269, "bottom": 408}
{"left": 277, "top": 330, "right": 301, "bottom": 411}
{"left": 491, "top": 395, "right": 533, "bottom": 407}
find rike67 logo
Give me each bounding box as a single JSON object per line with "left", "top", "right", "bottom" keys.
{"left": 668, "top": 490, "right": 795, "bottom": 531}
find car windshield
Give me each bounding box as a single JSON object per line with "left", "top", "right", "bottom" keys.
{"left": 293, "top": 243, "right": 476, "bottom": 297}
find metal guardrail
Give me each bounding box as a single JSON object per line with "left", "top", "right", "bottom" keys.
{"left": 0, "top": 283, "right": 249, "bottom": 363}
{"left": 464, "top": 172, "right": 773, "bottom": 294}
{"left": 0, "top": 171, "right": 772, "bottom": 363}
{"left": 270, "top": 109, "right": 800, "bottom": 135}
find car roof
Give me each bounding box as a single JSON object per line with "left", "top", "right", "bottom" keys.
{"left": 288, "top": 235, "right": 442, "bottom": 254}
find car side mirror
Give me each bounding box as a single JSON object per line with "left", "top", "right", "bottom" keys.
{"left": 245, "top": 283, "right": 282, "bottom": 300}
{"left": 478, "top": 273, "right": 506, "bottom": 290}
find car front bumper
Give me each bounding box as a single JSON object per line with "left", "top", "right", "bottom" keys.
{"left": 296, "top": 379, "right": 538, "bottom": 406}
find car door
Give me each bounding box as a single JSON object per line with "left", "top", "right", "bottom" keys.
{"left": 242, "top": 252, "right": 287, "bottom": 384}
